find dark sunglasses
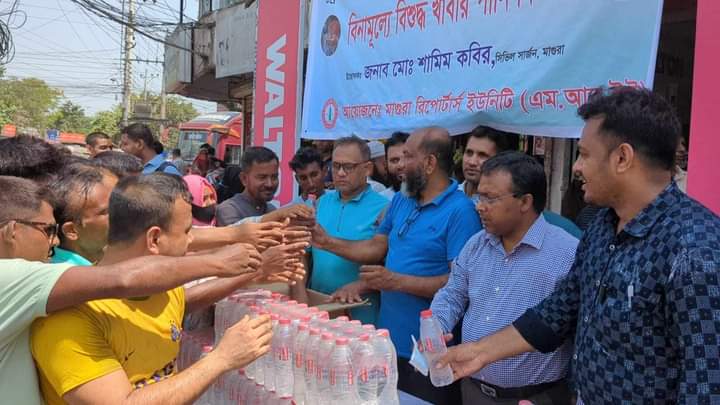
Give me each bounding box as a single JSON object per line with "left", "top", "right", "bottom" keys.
{"left": 1, "top": 220, "right": 59, "bottom": 240}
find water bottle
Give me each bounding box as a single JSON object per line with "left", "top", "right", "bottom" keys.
{"left": 419, "top": 309, "right": 454, "bottom": 387}
{"left": 329, "top": 337, "right": 358, "bottom": 404}
{"left": 293, "top": 323, "right": 310, "bottom": 404}
{"left": 373, "top": 329, "right": 399, "bottom": 405}
{"left": 304, "top": 327, "right": 322, "bottom": 405}
{"left": 264, "top": 313, "right": 281, "bottom": 392}
{"left": 305, "top": 193, "right": 317, "bottom": 208}
{"left": 273, "top": 318, "right": 294, "bottom": 398}
{"left": 354, "top": 334, "right": 379, "bottom": 405}
{"left": 316, "top": 332, "right": 336, "bottom": 405}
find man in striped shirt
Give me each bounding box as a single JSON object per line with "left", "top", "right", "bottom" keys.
{"left": 431, "top": 152, "right": 578, "bottom": 404}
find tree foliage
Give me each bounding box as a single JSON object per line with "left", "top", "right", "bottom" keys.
{"left": 0, "top": 75, "right": 61, "bottom": 130}
{"left": 48, "top": 101, "right": 92, "bottom": 133}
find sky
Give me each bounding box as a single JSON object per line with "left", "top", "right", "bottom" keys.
{"left": 4, "top": 0, "right": 216, "bottom": 116}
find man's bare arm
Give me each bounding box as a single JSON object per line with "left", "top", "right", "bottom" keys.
{"left": 359, "top": 265, "right": 448, "bottom": 299}
{"left": 47, "top": 244, "right": 262, "bottom": 314}
{"left": 184, "top": 273, "right": 259, "bottom": 314}
{"left": 189, "top": 222, "right": 284, "bottom": 252}
{"left": 313, "top": 226, "right": 388, "bottom": 264}
{"left": 63, "top": 316, "right": 272, "bottom": 405}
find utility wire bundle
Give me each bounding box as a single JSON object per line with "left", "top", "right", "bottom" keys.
{"left": 0, "top": 0, "right": 27, "bottom": 66}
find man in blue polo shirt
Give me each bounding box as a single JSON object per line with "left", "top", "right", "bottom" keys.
{"left": 313, "top": 127, "right": 480, "bottom": 404}
{"left": 300, "top": 136, "right": 388, "bottom": 324}
{"left": 119, "top": 123, "right": 181, "bottom": 176}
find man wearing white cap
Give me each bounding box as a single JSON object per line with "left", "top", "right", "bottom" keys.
{"left": 367, "top": 140, "right": 388, "bottom": 194}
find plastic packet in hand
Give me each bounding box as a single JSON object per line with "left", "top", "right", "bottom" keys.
{"left": 409, "top": 335, "right": 429, "bottom": 376}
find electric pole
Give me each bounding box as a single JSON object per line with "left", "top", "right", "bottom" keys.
{"left": 121, "top": 0, "right": 135, "bottom": 128}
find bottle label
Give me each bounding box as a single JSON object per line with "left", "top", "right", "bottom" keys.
{"left": 294, "top": 352, "right": 304, "bottom": 368}
{"left": 330, "top": 369, "right": 354, "bottom": 386}
{"left": 305, "top": 358, "right": 315, "bottom": 374}
{"left": 424, "top": 338, "right": 435, "bottom": 353}
{"left": 275, "top": 346, "right": 290, "bottom": 362}
{"left": 359, "top": 367, "right": 369, "bottom": 383}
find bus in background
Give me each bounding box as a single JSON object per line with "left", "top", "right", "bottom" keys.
{"left": 177, "top": 111, "right": 244, "bottom": 164}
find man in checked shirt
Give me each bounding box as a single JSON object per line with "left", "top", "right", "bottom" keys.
{"left": 431, "top": 151, "right": 578, "bottom": 404}
{"left": 437, "top": 87, "right": 720, "bottom": 404}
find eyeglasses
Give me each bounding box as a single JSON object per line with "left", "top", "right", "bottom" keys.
{"left": 1, "top": 220, "right": 59, "bottom": 240}
{"left": 398, "top": 207, "right": 421, "bottom": 238}
{"left": 476, "top": 193, "right": 520, "bottom": 206}
{"left": 331, "top": 161, "right": 368, "bottom": 174}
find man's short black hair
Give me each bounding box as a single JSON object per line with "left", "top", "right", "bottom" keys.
{"left": 578, "top": 87, "right": 681, "bottom": 170}
{"left": 289, "top": 147, "right": 324, "bottom": 172}
{"left": 385, "top": 132, "right": 409, "bottom": 154}
{"left": 93, "top": 151, "right": 143, "bottom": 179}
{"left": 86, "top": 132, "right": 111, "bottom": 147}
{"left": 241, "top": 146, "right": 279, "bottom": 171}
{"left": 334, "top": 136, "right": 371, "bottom": 161}
{"left": 469, "top": 126, "right": 519, "bottom": 153}
{"left": 122, "top": 123, "right": 159, "bottom": 151}
{"left": 481, "top": 151, "right": 547, "bottom": 214}
{"left": 0, "top": 135, "right": 66, "bottom": 183}
{"left": 50, "top": 162, "right": 112, "bottom": 243}
{"left": 108, "top": 173, "right": 192, "bottom": 244}
{"left": 0, "top": 176, "right": 53, "bottom": 223}
{"left": 171, "top": 148, "right": 182, "bottom": 157}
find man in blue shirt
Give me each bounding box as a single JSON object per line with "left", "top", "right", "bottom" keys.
{"left": 437, "top": 88, "right": 720, "bottom": 404}
{"left": 119, "top": 123, "right": 181, "bottom": 176}
{"left": 431, "top": 152, "right": 577, "bottom": 404}
{"left": 459, "top": 125, "right": 582, "bottom": 238}
{"left": 297, "top": 137, "right": 388, "bottom": 324}
{"left": 313, "top": 127, "right": 480, "bottom": 404}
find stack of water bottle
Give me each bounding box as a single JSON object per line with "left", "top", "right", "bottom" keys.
{"left": 181, "top": 288, "right": 400, "bottom": 405}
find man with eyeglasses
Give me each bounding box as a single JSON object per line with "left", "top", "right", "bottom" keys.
{"left": 430, "top": 152, "right": 577, "bottom": 404}
{"left": 312, "top": 127, "right": 481, "bottom": 404}
{"left": 297, "top": 136, "right": 389, "bottom": 324}
{"left": 0, "top": 175, "right": 268, "bottom": 405}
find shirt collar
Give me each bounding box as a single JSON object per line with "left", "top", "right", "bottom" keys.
{"left": 603, "top": 182, "right": 682, "bottom": 238}
{"left": 144, "top": 153, "right": 165, "bottom": 170}
{"left": 483, "top": 213, "right": 549, "bottom": 251}
{"left": 53, "top": 247, "right": 93, "bottom": 266}
{"left": 333, "top": 185, "right": 372, "bottom": 203}
{"left": 419, "top": 179, "right": 460, "bottom": 207}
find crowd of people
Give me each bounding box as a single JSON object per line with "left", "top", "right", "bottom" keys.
{"left": 0, "top": 86, "right": 718, "bottom": 405}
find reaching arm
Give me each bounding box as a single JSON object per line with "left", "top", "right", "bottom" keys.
{"left": 359, "top": 264, "right": 450, "bottom": 299}
{"left": 437, "top": 325, "right": 536, "bottom": 381}
{"left": 313, "top": 226, "right": 388, "bottom": 264}
{"left": 47, "top": 243, "right": 262, "bottom": 314}
{"left": 62, "top": 316, "right": 272, "bottom": 405}
{"left": 184, "top": 273, "right": 259, "bottom": 314}
{"left": 188, "top": 222, "right": 284, "bottom": 252}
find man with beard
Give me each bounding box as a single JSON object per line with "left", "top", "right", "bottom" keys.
{"left": 380, "top": 131, "right": 409, "bottom": 200}
{"left": 437, "top": 88, "right": 720, "bottom": 404}
{"left": 312, "top": 127, "right": 481, "bottom": 404}
{"left": 216, "top": 147, "right": 279, "bottom": 226}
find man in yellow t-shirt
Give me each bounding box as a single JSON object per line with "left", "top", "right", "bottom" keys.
{"left": 31, "top": 174, "right": 276, "bottom": 405}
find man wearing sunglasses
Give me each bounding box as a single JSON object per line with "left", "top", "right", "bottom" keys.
{"left": 0, "top": 176, "right": 268, "bottom": 405}
{"left": 312, "top": 127, "right": 481, "bottom": 404}
{"left": 430, "top": 152, "right": 578, "bottom": 404}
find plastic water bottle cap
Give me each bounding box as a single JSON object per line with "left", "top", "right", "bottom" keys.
{"left": 297, "top": 303, "right": 309, "bottom": 309}
{"left": 238, "top": 369, "right": 246, "bottom": 375}
{"left": 307, "top": 307, "right": 320, "bottom": 313}
{"left": 377, "top": 329, "right": 390, "bottom": 338}
{"left": 358, "top": 333, "right": 370, "bottom": 341}
{"left": 335, "top": 337, "right": 349, "bottom": 345}
{"left": 279, "top": 318, "right": 291, "bottom": 325}
{"left": 202, "top": 345, "right": 213, "bottom": 353}
{"left": 298, "top": 323, "right": 309, "bottom": 331}
{"left": 335, "top": 316, "right": 350, "bottom": 322}
{"left": 271, "top": 292, "right": 283, "bottom": 299}
{"left": 420, "top": 309, "right": 433, "bottom": 319}
{"left": 287, "top": 300, "right": 298, "bottom": 305}
{"left": 271, "top": 313, "right": 280, "bottom": 321}
{"left": 349, "top": 320, "right": 362, "bottom": 326}
{"left": 309, "top": 327, "right": 321, "bottom": 335}
{"left": 319, "top": 311, "right": 330, "bottom": 319}
{"left": 308, "top": 193, "right": 317, "bottom": 201}
{"left": 300, "top": 315, "right": 312, "bottom": 323}
{"left": 362, "top": 325, "right": 375, "bottom": 331}
{"left": 322, "top": 332, "right": 334, "bottom": 341}
{"left": 343, "top": 328, "right": 355, "bottom": 336}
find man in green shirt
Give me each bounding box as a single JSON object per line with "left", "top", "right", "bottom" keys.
{"left": 0, "top": 175, "right": 266, "bottom": 405}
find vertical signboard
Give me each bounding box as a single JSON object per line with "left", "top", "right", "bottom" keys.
{"left": 253, "top": 0, "right": 305, "bottom": 205}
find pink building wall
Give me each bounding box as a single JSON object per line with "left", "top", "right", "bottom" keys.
{"left": 687, "top": 0, "right": 720, "bottom": 214}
